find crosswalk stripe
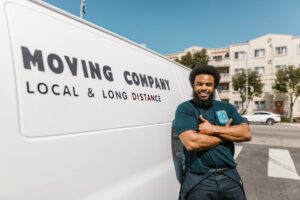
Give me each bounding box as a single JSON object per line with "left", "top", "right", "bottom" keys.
{"left": 268, "top": 148, "right": 300, "bottom": 180}
{"left": 234, "top": 145, "right": 243, "bottom": 160}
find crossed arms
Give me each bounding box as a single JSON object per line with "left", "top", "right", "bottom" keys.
{"left": 179, "top": 115, "right": 252, "bottom": 151}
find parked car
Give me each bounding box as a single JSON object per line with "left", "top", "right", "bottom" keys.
{"left": 242, "top": 111, "right": 281, "bottom": 125}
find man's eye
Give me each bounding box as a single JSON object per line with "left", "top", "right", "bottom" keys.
{"left": 195, "top": 83, "right": 213, "bottom": 87}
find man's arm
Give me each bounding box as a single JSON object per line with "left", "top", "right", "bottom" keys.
{"left": 179, "top": 130, "right": 224, "bottom": 151}
{"left": 198, "top": 115, "right": 252, "bottom": 142}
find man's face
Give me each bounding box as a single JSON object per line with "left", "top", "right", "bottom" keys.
{"left": 193, "top": 74, "right": 215, "bottom": 100}
{"left": 194, "top": 74, "right": 215, "bottom": 100}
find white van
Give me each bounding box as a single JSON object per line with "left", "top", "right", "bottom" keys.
{"left": 0, "top": 0, "right": 193, "bottom": 199}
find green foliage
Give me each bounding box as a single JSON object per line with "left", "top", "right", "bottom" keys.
{"left": 232, "top": 69, "right": 263, "bottom": 111}
{"left": 175, "top": 49, "right": 209, "bottom": 68}
{"left": 273, "top": 65, "right": 300, "bottom": 122}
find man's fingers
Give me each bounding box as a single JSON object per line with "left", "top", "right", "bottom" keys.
{"left": 225, "top": 118, "right": 233, "bottom": 127}
{"left": 199, "top": 115, "right": 207, "bottom": 122}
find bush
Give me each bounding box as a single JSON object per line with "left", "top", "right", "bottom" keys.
{"left": 281, "top": 117, "right": 290, "bottom": 123}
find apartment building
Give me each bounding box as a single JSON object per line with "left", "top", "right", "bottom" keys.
{"left": 166, "top": 34, "right": 300, "bottom": 118}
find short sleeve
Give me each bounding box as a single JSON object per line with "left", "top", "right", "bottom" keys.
{"left": 174, "top": 102, "right": 198, "bottom": 135}
{"left": 226, "top": 103, "right": 247, "bottom": 125}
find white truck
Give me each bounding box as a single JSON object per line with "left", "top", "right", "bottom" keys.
{"left": 0, "top": 0, "right": 193, "bottom": 199}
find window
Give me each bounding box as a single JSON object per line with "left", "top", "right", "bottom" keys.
{"left": 255, "top": 101, "right": 266, "bottom": 110}
{"left": 297, "top": 44, "right": 300, "bottom": 54}
{"left": 234, "top": 68, "right": 244, "bottom": 74}
{"left": 254, "top": 49, "right": 265, "bottom": 58}
{"left": 217, "top": 83, "right": 229, "bottom": 91}
{"left": 234, "top": 51, "right": 246, "bottom": 60}
{"left": 275, "top": 46, "right": 287, "bottom": 55}
{"left": 275, "top": 65, "right": 287, "bottom": 72}
{"left": 255, "top": 66, "right": 265, "bottom": 75}
{"left": 213, "top": 55, "right": 222, "bottom": 61}
{"left": 234, "top": 101, "right": 243, "bottom": 109}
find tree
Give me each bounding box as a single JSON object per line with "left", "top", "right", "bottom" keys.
{"left": 273, "top": 65, "right": 300, "bottom": 122}
{"left": 232, "top": 69, "right": 263, "bottom": 114}
{"left": 175, "top": 49, "right": 209, "bottom": 68}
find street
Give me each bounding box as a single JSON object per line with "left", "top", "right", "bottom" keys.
{"left": 236, "top": 124, "right": 300, "bottom": 200}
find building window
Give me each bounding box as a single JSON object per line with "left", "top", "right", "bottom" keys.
{"left": 234, "top": 68, "right": 244, "bottom": 74}
{"left": 297, "top": 44, "right": 300, "bottom": 54}
{"left": 217, "top": 83, "right": 229, "bottom": 91}
{"left": 213, "top": 55, "right": 223, "bottom": 61}
{"left": 275, "top": 64, "right": 287, "bottom": 72}
{"left": 234, "top": 101, "right": 243, "bottom": 109}
{"left": 275, "top": 46, "right": 287, "bottom": 55}
{"left": 255, "top": 66, "right": 265, "bottom": 75}
{"left": 255, "top": 101, "right": 266, "bottom": 110}
{"left": 254, "top": 49, "right": 265, "bottom": 58}
{"left": 234, "top": 51, "right": 246, "bottom": 60}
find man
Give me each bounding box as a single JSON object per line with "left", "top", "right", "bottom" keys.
{"left": 175, "top": 65, "right": 252, "bottom": 200}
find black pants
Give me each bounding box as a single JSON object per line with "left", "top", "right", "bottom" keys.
{"left": 180, "top": 168, "right": 246, "bottom": 200}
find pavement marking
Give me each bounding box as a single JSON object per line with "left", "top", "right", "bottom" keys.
{"left": 268, "top": 148, "right": 300, "bottom": 180}
{"left": 234, "top": 145, "right": 243, "bottom": 160}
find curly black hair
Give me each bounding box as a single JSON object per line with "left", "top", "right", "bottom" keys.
{"left": 189, "top": 65, "right": 220, "bottom": 88}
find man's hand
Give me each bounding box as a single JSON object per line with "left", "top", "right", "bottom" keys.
{"left": 198, "top": 115, "right": 216, "bottom": 135}
{"left": 198, "top": 115, "right": 232, "bottom": 135}
{"left": 225, "top": 118, "right": 233, "bottom": 127}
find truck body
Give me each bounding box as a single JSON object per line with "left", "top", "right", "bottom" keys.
{"left": 0, "top": 0, "right": 193, "bottom": 199}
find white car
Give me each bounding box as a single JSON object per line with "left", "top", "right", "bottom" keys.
{"left": 242, "top": 111, "right": 281, "bottom": 125}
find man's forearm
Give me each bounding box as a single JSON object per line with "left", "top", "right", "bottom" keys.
{"left": 179, "top": 131, "right": 224, "bottom": 151}
{"left": 193, "top": 134, "right": 224, "bottom": 150}
{"left": 213, "top": 124, "right": 251, "bottom": 142}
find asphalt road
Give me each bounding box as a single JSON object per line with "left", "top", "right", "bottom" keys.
{"left": 237, "top": 124, "right": 300, "bottom": 200}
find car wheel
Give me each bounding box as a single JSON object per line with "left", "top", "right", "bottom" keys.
{"left": 266, "top": 118, "right": 274, "bottom": 125}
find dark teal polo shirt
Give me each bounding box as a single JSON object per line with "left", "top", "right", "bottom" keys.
{"left": 175, "top": 100, "right": 247, "bottom": 174}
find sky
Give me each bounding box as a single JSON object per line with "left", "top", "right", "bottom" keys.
{"left": 43, "top": 0, "right": 300, "bottom": 55}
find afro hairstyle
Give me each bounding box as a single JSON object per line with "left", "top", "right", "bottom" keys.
{"left": 189, "top": 65, "right": 220, "bottom": 88}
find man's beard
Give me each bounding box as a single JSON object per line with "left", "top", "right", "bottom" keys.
{"left": 192, "top": 91, "right": 214, "bottom": 108}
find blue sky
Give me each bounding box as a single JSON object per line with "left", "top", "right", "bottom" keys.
{"left": 43, "top": 0, "right": 300, "bottom": 55}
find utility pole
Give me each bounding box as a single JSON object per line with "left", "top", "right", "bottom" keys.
{"left": 245, "top": 50, "right": 248, "bottom": 109}
{"left": 80, "top": 0, "right": 86, "bottom": 19}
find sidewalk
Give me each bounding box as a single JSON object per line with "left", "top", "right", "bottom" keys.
{"left": 280, "top": 122, "right": 300, "bottom": 127}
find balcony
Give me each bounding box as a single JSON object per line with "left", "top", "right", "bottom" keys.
{"left": 209, "top": 58, "right": 230, "bottom": 67}
{"left": 218, "top": 90, "right": 230, "bottom": 99}
{"left": 220, "top": 73, "right": 231, "bottom": 82}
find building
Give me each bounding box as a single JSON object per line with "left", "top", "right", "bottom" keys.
{"left": 166, "top": 34, "right": 300, "bottom": 118}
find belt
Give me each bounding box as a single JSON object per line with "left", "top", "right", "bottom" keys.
{"left": 208, "top": 167, "right": 229, "bottom": 174}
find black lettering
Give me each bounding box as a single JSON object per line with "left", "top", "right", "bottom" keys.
{"left": 160, "top": 79, "right": 166, "bottom": 90}
{"left": 103, "top": 65, "right": 113, "bottom": 81}
{"left": 81, "top": 60, "right": 89, "bottom": 78}
{"left": 37, "top": 82, "right": 48, "bottom": 94}
{"left": 139, "top": 74, "right": 148, "bottom": 87}
{"left": 21, "top": 46, "right": 45, "bottom": 71}
{"left": 63, "top": 86, "right": 71, "bottom": 96}
{"left": 26, "top": 81, "right": 34, "bottom": 94}
{"left": 73, "top": 87, "right": 79, "bottom": 97}
{"left": 132, "top": 72, "right": 140, "bottom": 86}
{"left": 48, "top": 53, "right": 64, "bottom": 74}
{"left": 122, "top": 92, "right": 128, "bottom": 99}
{"left": 102, "top": 90, "right": 108, "bottom": 98}
{"left": 124, "top": 71, "right": 132, "bottom": 85}
{"left": 132, "top": 92, "right": 137, "bottom": 100}
{"left": 165, "top": 80, "right": 170, "bottom": 90}
{"left": 115, "top": 91, "right": 122, "bottom": 99}
{"left": 65, "top": 56, "right": 78, "bottom": 76}
{"left": 89, "top": 61, "right": 102, "bottom": 79}
{"left": 154, "top": 78, "right": 161, "bottom": 89}
{"left": 108, "top": 90, "right": 114, "bottom": 98}
{"left": 148, "top": 76, "right": 154, "bottom": 88}
{"left": 51, "top": 84, "right": 60, "bottom": 95}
